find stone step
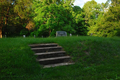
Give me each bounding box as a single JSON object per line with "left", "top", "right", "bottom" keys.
{"left": 43, "top": 62, "right": 74, "bottom": 68}
{"left": 29, "top": 43, "right": 74, "bottom": 68}
{"left": 29, "top": 43, "right": 58, "bottom": 48}
{"left": 35, "top": 51, "right": 66, "bottom": 59}
{"left": 37, "top": 56, "right": 71, "bottom": 65}
{"left": 37, "top": 56, "right": 70, "bottom": 61}
{"left": 35, "top": 51, "right": 66, "bottom": 55}
{"left": 31, "top": 46, "right": 62, "bottom": 53}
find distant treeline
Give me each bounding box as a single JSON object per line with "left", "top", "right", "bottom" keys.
{"left": 0, "top": 0, "right": 120, "bottom": 37}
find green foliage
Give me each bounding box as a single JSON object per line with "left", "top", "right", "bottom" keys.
{"left": 83, "top": 0, "right": 97, "bottom": 21}
{"left": 72, "top": 6, "right": 88, "bottom": 35}
{"left": 32, "top": 0, "right": 88, "bottom": 37}
{"left": 0, "top": 0, "right": 33, "bottom": 37}
{"left": 14, "top": 0, "right": 33, "bottom": 19}
{"left": 73, "top": 6, "right": 82, "bottom": 14}
{"left": 75, "top": 13, "right": 88, "bottom": 35}
{"left": 83, "top": 0, "right": 103, "bottom": 26}
{"left": 1, "top": 0, "right": 120, "bottom": 37}
{"left": 87, "top": 0, "right": 120, "bottom": 37}
{"left": 20, "top": 29, "right": 29, "bottom": 36}
{"left": 33, "top": 1, "right": 76, "bottom": 37}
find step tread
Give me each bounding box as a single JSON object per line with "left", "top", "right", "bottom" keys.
{"left": 37, "top": 56, "right": 71, "bottom": 62}
{"left": 43, "top": 62, "right": 74, "bottom": 68}
{"left": 29, "top": 43, "right": 57, "bottom": 46}
{"left": 35, "top": 51, "right": 66, "bottom": 55}
{"left": 31, "top": 46, "right": 62, "bottom": 50}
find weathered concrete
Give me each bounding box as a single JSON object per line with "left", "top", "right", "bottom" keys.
{"left": 29, "top": 43, "right": 74, "bottom": 68}
{"left": 56, "top": 31, "right": 67, "bottom": 37}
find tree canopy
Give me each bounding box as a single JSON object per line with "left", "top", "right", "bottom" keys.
{"left": 0, "top": 0, "right": 33, "bottom": 37}
{"left": 0, "top": 0, "right": 120, "bottom": 38}
{"left": 88, "top": 0, "right": 120, "bottom": 37}
{"left": 32, "top": 0, "right": 87, "bottom": 37}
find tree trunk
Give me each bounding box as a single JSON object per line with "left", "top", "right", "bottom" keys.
{"left": 5, "top": 7, "right": 10, "bottom": 25}
{"left": 0, "top": 27, "right": 2, "bottom": 38}
{"left": 0, "top": 6, "right": 10, "bottom": 38}
{"left": 49, "top": 26, "right": 51, "bottom": 36}
{"left": 0, "top": 16, "right": 3, "bottom": 38}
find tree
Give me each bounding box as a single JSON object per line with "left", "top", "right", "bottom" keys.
{"left": 83, "top": 0, "right": 103, "bottom": 26}
{"left": 83, "top": 0, "right": 97, "bottom": 24}
{"left": 33, "top": 0, "right": 75, "bottom": 37}
{"left": 72, "top": 6, "right": 87, "bottom": 35}
{"left": 88, "top": 0, "right": 120, "bottom": 37}
{"left": 0, "top": 0, "right": 9, "bottom": 38}
{"left": 0, "top": 0, "right": 33, "bottom": 38}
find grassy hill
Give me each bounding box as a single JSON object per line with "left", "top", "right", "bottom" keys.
{"left": 0, "top": 36, "right": 120, "bottom": 80}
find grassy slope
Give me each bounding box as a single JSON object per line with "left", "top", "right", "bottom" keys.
{"left": 0, "top": 36, "right": 120, "bottom": 80}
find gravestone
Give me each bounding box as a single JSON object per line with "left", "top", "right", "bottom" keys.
{"left": 5, "top": 35, "right": 6, "bottom": 38}
{"left": 70, "top": 33, "right": 72, "bottom": 36}
{"left": 91, "top": 33, "right": 93, "bottom": 36}
{"left": 23, "top": 35, "right": 25, "bottom": 38}
{"left": 56, "top": 31, "right": 67, "bottom": 37}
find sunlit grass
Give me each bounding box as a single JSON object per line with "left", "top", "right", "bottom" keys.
{"left": 0, "top": 36, "right": 120, "bottom": 80}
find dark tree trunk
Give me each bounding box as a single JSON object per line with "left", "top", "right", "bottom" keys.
{"left": 0, "top": 26, "right": 2, "bottom": 38}
{"left": 5, "top": 7, "right": 10, "bottom": 25}
{"left": 49, "top": 26, "right": 51, "bottom": 36}
{"left": 0, "top": 17, "right": 3, "bottom": 38}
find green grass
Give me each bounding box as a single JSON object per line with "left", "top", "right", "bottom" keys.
{"left": 0, "top": 36, "right": 120, "bottom": 80}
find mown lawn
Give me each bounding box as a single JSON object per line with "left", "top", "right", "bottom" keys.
{"left": 0, "top": 36, "right": 120, "bottom": 80}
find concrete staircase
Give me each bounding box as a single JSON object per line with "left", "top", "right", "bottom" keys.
{"left": 29, "top": 43, "right": 74, "bottom": 68}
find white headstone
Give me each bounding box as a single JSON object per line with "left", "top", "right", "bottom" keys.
{"left": 23, "top": 35, "right": 26, "bottom": 38}
{"left": 70, "top": 33, "right": 72, "bottom": 36}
